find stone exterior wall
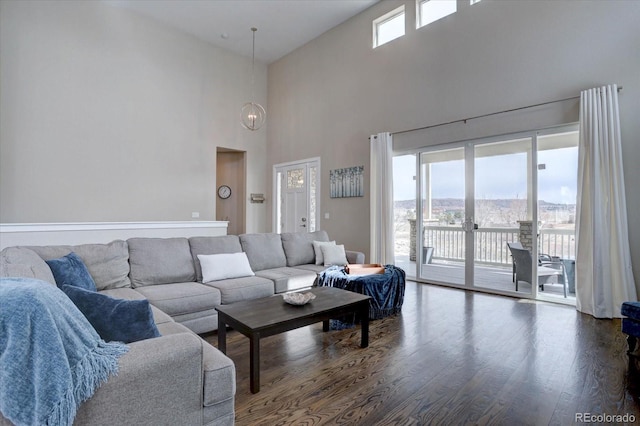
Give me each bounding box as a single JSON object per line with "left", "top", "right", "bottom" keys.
{"left": 409, "top": 218, "right": 416, "bottom": 261}
{"left": 518, "top": 221, "right": 534, "bottom": 251}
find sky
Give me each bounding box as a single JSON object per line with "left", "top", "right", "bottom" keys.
{"left": 393, "top": 147, "right": 578, "bottom": 204}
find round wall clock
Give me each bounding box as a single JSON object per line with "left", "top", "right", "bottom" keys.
{"left": 217, "top": 185, "right": 232, "bottom": 199}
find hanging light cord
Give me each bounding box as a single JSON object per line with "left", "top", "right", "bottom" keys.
{"left": 251, "top": 27, "right": 256, "bottom": 101}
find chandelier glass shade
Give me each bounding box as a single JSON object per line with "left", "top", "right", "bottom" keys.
{"left": 241, "top": 101, "right": 266, "bottom": 131}
{"left": 241, "top": 27, "right": 265, "bottom": 131}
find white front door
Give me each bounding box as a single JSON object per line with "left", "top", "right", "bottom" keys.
{"left": 274, "top": 158, "right": 320, "bottom": 233}
{"left": 281, "top": 164, "right": 308, "bottom": 233}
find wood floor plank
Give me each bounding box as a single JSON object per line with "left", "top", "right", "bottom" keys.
{"left": 202, "top": 281, "right": 640, "bottom": 425}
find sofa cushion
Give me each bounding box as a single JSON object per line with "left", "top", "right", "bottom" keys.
{"left": 0, "top": 247, "right": 56, "bottom": 285}
{"left": 27, "top": 241, "right": 131, "bottom": 290}
{"left": 99, "top": 287, "right": 147, "bottom": 301}
{"left": 292, "top": 264, "right": 328, "bottom": 274}
{"left": 255, "top": 267, "right": 318, "bottom": 293}
{"left": 281, "top": 230, "right": 329, "bottom": 267}
{"left": 99, "top": 288, "right": 174, "bottom": 325}
{"left": 239, "top": 233, "right": 287, "bottom": 271}
{"left": 62, "top": 284, "right": 161, "bottom": 344}
{"left": 203, "top": 275, "right": 274, "bottom": 304}
{"left": 198, "top": 253, "right": 255, "bottom": 283}
{"left": 171, "top": 310, "right": 218, "bottom": 334}
{"left": 128, "top": 238, "right": 195, "bottom": 287}
{"left": 134, "top": 282, "right": 221, "bottom": 317}
{"left": 46, "top": 252, "right": 97, "bottom": 291}
{"left": 189, "top": 236, "right": 243, "bottom": 282}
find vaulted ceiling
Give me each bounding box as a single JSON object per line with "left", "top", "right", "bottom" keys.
{"left": 104, "top": 0, "right": 379, "bottom": 64}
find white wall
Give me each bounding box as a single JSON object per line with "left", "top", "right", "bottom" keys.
{"left": 267, "top": 0, "right": 640, "bottom": 283}
{"left": 0, "top": 0, "right": 268, "bottom": 232}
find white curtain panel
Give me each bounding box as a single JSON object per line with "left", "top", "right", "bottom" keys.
{"left": 370, "top": 132, "right": 395, "bottom": 265}
{"left": 576, "top": 84, "right": 637, "bottom": 318}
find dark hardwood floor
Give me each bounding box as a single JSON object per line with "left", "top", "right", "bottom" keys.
{"left": 203, "top": 281, "right": 640, "bottom": 425}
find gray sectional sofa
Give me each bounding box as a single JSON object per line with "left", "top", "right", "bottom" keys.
{"left": 0, "top": 230, "right": 364, "bottom": 426}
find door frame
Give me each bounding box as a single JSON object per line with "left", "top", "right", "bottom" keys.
{"left": 272, "top": 157, "right": 321, "bottom": 233}
{"left": 413, "top": 134, "right": 536, "bottom": 297}
{"left": 466, "top": 132, "right": 537, "bottom": 297}
{"left": 406, "top": 123, "right": 577, "bottom": 303}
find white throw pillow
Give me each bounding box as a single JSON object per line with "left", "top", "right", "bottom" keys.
{"left": 321, "top": 244, "right": 348, "bottom": 267}
{"left": 197, "top": 253, "right": 255, "bottom": 283}
{"left": 312, "top": 240, "right": 336, "bottom": 265}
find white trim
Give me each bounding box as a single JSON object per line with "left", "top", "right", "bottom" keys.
{"left": 416, "top": 0, "right": 457, "bottom": 30}
{"left": 272, "top": 157, "right": 321, "bottom": 233}
{"left": 0, "top": 221, "right": 227, "bottom": 233}
{"left": 272, "top": 156, "right": 321, "bottom": 170}
{"left": 373, "top": 5, "right": 405, "bottom": 48}
{"left": 0, "top": 221, "right": 228, "bottom": 249}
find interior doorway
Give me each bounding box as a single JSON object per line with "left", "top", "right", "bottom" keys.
{"left": 273, "top": 158, "right": 320, "bottom": 233}
{"left": 216, "top": 148, "right": 246, "bottom": 235}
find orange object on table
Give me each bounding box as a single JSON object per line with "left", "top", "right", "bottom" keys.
{"left": 345, "top": 264, "right": 385, "bottom": 275}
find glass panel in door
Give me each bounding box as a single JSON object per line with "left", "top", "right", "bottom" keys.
{"left": 419, "top": 147, "right": 465, "bottom": 285}
{"left": 309, "top": 165, "right": 318, "bottom": 232}
{"left": 473, "top": 138, "right": 532, "bottom": 295}
{"left": 392, "top": 154, "right": 417, "bottom": 276}
{"left": 536, "top": 130, "right": 578, "bottom": 301}
{"left": 280, "top": 165, "right": 309, "bottom": 233}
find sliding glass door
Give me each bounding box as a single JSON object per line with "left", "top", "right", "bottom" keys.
{"left": 405, "top": 125, "right": 577, "bottom": 302}
{"left": 418, "top": 147, "right": 466, "bottom": 285}
{"left": 392, "top": 154, "right": 417, "bottom": 275}
{"left": 415, "top": 137, "right": 533, "bottom": 296}
{"left": 536, "top": 130, "right": 578, "bottom": 300}
{"left": 473, "top": 137, "right": 533, "bottom": 296}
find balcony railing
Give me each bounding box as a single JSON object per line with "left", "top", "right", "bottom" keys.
{"left": 423, "top": 226, "right": 575, "bottom": 265}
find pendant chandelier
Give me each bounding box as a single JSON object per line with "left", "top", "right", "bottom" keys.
{"left": 241, "top": 27, "right": 266, "bottom": 131}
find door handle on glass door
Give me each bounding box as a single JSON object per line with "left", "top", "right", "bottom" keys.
{"left": 462, "top": 218, "right": 478, "bottom": 232}
{"left": 462, "top": 218, "right": 471, "bottom": 232}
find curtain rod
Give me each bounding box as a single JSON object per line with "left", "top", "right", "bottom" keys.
{"left": 388, "top": 85, "right": 623, "bottom": 137}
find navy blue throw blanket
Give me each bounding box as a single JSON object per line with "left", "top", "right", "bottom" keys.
{"left": 317, "top": 265, "right": 405, "bottom": 329}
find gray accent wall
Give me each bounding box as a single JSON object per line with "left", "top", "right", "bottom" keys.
{"left": 0, "top": 0, "right": 268, "bottom": 232}
{"left": 266, "top": 0, "right": 640, "bottom": 287}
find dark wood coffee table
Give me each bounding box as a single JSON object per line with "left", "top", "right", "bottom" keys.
{"left": 215, "top": 286, "right": 371, "bottom": 393}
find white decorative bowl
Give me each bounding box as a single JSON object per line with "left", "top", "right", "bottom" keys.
{"left": 282, "top": 292, "right": 316, "bottom": 306}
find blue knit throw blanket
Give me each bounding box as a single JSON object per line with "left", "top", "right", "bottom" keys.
{"left": 0, "top": 278, "right": 129, "bottom": 426}
{"left": 318, "top": 265, "right": 406, "bottom": 330}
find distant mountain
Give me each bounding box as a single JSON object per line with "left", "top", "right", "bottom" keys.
{"left": 394, "top": 199, "right": 575, "bottom": 209}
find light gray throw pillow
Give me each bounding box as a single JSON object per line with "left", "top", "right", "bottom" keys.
{"left": 313, "top": 240, "right": 335, "bottom": 265}
{"left": 321, "top": 244, "right": 348, "bottom": 266}
{"left": 198, "top": 253, "right": 255, "bottom": 283}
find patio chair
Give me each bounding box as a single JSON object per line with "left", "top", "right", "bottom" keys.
{"left": 506, "top": 242, "right": 524, "bottom": 282}
{"left": 509, "top": 246, "right": 567, "bottom": 297}
{"left": 506, "top": 242, "right": 557, "bottom": 283}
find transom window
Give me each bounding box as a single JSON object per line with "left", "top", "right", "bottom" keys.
{"left": 373, "top": 5, "right": 405, "bottom": 48}
{"left": 417, "top": 0, "right": 457, "bottom": 29}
